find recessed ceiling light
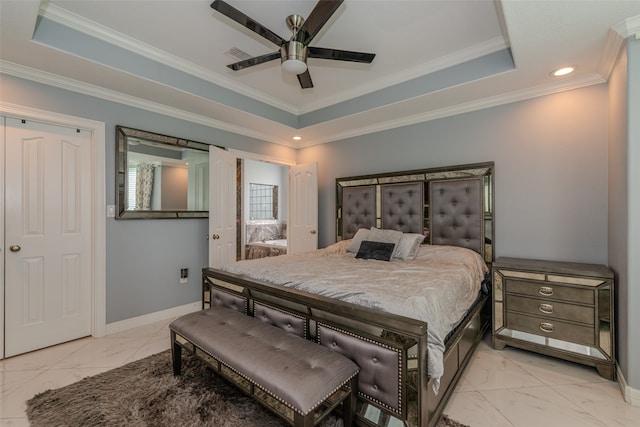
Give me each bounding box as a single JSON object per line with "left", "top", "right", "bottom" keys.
{"left": 552, "top": 66, "right": 575, "bottom": 77}
{"left": 292, "top": 136, "right": 302, "bottom": 141}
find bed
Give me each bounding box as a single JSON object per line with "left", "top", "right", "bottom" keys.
{"left": 202, "top": 162, "right": 495, "bottom": 427}
{"left": 245, "top": 239, "right": 288, "bottom": 259}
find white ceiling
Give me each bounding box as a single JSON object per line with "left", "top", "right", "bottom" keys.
{"left": 1, "top": 1, "right": 639, "bottom": 148}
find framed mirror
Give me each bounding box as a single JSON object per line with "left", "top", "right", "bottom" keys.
{"left": 116, "top": 126, "right": 211, "bottom": 219}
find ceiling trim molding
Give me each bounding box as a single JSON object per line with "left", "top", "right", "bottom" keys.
{"left": 2, "top": 59, "right": 605, "bottom": 150}
{"left": 0, "top": 60, "right": 295, "bottom": 148}
{"left": 598, "top": 14, "right": 640, "bottom": 79}
{"left": 39, "top": 3, "right": 511, "bottom": 118}
{"left": 39, "top": 3, "right": 300, "bottom": 115}
{"left": 298, "top": 36, "right": 510, "bottom": 114}
{"left": 299, "top": 72, "right": 605, "bottom": 148}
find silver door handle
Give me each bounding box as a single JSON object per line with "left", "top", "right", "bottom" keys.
{"left": 10, "top": 245, "right": 21, "bottom": 252}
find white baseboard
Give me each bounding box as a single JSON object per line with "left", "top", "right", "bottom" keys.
{"left": 617, "top": 364, "right": 640, "bottom": 407}
{"left": 105, "top": 301, "right": 201, "bottom": 336}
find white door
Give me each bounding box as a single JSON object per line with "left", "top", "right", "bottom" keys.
{"left": 4, "top": 118, "right": 92, "bottom": 357}
{"left": 209, "top": 146, "right": 237, "bottom": 268}
{"left": 288, "top": 162, "right": 318, "bottom": 255}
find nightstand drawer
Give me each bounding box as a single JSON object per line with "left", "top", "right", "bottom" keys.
{"left": 506, "top": 312, "right": 595, "bottom": 346}
{"left": 505, "top": 279, "right": 594, "bottom": 304}
{"left": 505, "top": 295, "right": 594, "bottom": 325}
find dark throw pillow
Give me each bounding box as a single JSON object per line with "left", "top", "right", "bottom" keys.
{"left": 355, "top": 240, "right": 396, "bottom": 261}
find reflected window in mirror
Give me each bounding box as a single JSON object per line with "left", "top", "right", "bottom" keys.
{"left": 249, "top": 183, "right": 278, "bottom": 220}
{"left": 116, "top": 126, "right": 213, "bottom": 219}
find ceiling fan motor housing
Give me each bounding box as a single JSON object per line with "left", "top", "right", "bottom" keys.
{"left": 280, "top": 41, "right": 308, "bottom": 73}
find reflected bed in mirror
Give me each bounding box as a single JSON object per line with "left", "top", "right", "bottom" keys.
{"left": 116, "top": 126, "right": 211, "bottom": 219}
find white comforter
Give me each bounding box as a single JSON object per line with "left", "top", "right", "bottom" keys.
{"left": 221, "top": 242, "right": 488, "bottom": 385}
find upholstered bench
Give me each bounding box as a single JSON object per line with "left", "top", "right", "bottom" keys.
{"left": 169, "top": 307, "right": 360, "bottom": 427}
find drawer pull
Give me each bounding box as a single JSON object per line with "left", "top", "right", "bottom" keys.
{"left": 539, "top": 322, "right": 554, "bottom": 333}
{"left": 539, "top": 303, "right": 554, "bottom": 314}
{"left": 539, "top": 286, "right": 554, "bottom": 296}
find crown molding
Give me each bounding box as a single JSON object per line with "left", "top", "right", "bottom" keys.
{"left": 598, "top": 14, "right": 640, "bottom": 79}
{"left": 300, "top": 72, "right": 605, "bottom": 147}
{"left": 2, "top": 59, "right": 605, "bottom": 150}
{"left": 39, "top": 3, "right": 300, "bottom": 115}
{"left": 39, "top": 3, "right": 510, "bottom": 118}
{"left": 0, "top": 61, "right": 296, "bottom": 148}
{"left": 298, "top": 36, "right": 510, "bottom": 114}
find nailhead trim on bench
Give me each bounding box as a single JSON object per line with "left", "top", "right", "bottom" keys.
{"left": 175, "top": 331, "right": 358, "bottom": 416}
{"left": 170, "top": 307, "right": 360, "bottom": 426}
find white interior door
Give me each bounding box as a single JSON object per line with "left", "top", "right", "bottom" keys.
{"left": 288, "top": 162, "right": 318, "bottom": 255}
{"left": 209, "top": 146, "right": 237, "bottom": 268}
{"left": 4, "top": 118, "right": 92, "bottom": 357}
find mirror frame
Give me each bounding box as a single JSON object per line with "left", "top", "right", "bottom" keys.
{"left": 115, "top": 125, "right": 211, "bottom": 219}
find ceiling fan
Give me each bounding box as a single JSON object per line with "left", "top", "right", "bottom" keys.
{"left": 210, "top": 0, "right": 375, "bottom": 89}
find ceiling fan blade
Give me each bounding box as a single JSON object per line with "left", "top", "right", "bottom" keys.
{"left": 297, "top": 70, "right": 314, "bottom": 89}
{"left": 227, "top": 51, "right": 281, "bottom": 71}
{"left": 211, "top": 0, "right": 285, "bottom": 47}
{"left": 308, "top": 47, "right": 375, "bottom": 63}
{"left": 295, "top": 0, "right": 344, "bottom": 46}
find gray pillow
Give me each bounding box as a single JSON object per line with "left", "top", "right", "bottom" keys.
{"left": 347, "top": 228, "right": 370, "bottom": 253}
{"left": 368, "top": 227, "right": 403, "bottom": 256}
{"left": 394, "top": 233, "right": 425, "bottom": 260}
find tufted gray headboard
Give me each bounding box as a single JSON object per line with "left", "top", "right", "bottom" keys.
{"left": 381, "top": 182, "right": 423, "bottom": 233}
{"left": 430, "top": 178, "right": 484, "bottom": 256}
{"left": 337, "top": 162, "right": 494, "bottom": 262}
{"left": 341, "top": 185, "right": 376, "bottom": 239}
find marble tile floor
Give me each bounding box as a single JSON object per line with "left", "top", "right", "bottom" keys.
{"left": 1, "top": 319, "right": 638, "bottom": 427}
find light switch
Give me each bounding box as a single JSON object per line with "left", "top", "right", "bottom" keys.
{"left": 107, "top": 205, "right": 115, "bottom": 217}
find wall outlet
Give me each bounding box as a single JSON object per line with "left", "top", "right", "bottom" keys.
{"left": 180, "top": 268, "right": 188, "bottom": 284}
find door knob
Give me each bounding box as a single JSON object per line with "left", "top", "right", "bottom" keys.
{"left": 9, "top": 244, "right": 21, "bottom": 252}
{"left": 310, "top": 230, "right": 317, "bottom": 234}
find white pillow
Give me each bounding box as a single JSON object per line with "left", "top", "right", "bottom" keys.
{"left": 368, "top": 227, "right": 403, "bottom": 256}
{"left": 394, "top": 233, "right": 425, "bottom": 260}
{"left": 346, "top": 228, "right": 370, "bottom": 253}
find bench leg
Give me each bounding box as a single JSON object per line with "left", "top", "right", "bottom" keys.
{"left": 293, "top": 411, "right": 314, "bottom": 427}
{"left": 343, "top": 377, "right": 358, "bottom": 427}
{"left": 170, "top": 331, "right": 182, "bottom": 376}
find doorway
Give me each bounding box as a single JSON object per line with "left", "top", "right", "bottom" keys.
{"left": 209, "top": 147, "right": 317, "bottom": 268}
{"left": 0, "top": 104, "right": 106, "bottom": 359}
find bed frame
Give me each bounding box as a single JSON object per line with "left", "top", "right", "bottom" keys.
{"left": 203, "top": 162, "right": 495, "bottom": 427}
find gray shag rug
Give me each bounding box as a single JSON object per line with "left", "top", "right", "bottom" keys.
{"left": 26, "top": 350, "right": 468, "bottom": 427}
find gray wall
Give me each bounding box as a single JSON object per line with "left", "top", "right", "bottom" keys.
{"left": 298, "top": 85, "right": 610, "bottom": 265}
{"left": 627, "top": 34, "right": 640, "bottom": 393}
{"left": 0, "top": 74, "right": 296, "bottom": 323}
{"left": 609, "top": 36, "right": 640, "bottom": 390}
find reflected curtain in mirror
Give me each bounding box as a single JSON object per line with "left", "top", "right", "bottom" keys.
{"left": 135, "top": 163, "right": 155, "bottom": 210}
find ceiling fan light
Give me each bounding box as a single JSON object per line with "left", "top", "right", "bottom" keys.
{"left": 282, "top": 59, "right": 307, "bottom": 74}
{"left": 281, "top": 41, "right": 307, "bottom": 74}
